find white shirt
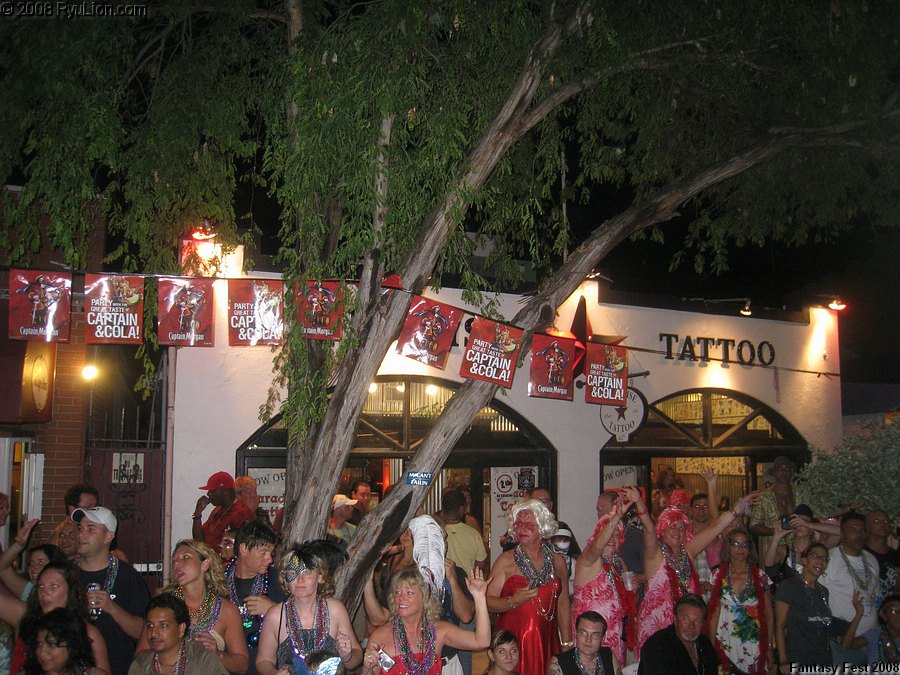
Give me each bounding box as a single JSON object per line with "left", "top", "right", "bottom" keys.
{"left": 820, "top": 545, "right": 879, "bottom": 635}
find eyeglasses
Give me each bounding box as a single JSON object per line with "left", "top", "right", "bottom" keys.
{"left": 728, "top": 541, "right": 750, "bottom": 548}
{"left": 805, "top": 552, "right": 828, "bottom": 561}
{"left": 576, "top": 629, "right": 604, "bottom": 640}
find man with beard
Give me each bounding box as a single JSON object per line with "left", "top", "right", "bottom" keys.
{"left": 223, "top": 520, "right": 285, "bottom": 675}
{"left": 638, "top": 595, "right": 718, "bottom": 675}
{"left": 129, "top": 593, "right": 228, "bottom": 674}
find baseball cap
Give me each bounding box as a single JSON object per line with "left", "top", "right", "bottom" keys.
{"left": 199, "top": 471, "right": 235, "bottom": 490}
{"left": 552, "top": 528, "right": 573, "bottom": 540}
{"left": 72, "top": 506, "right": 118, "bottom": 534}
{"left": 768, "top": 456, "right": 795, "bottom": 475}
{"left": 332, "top": 494, "right": 358, "bottom": 511}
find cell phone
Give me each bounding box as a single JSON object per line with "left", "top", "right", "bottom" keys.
{"left": 377, "top": 649, "right": 396, "bottom": 671}
{"left": 780, "top": 515, "right": 793, "bottom": 530}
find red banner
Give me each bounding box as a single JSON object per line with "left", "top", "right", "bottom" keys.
{"left": 396, "top": 296, "right": 464, "bottom": 370}
{"left": 528, "top": 333, "right": 577, "bottom": 400}
{"left": 8, "top": 270, "right": 72, "bottom": 342}
{"left": 228, "top": 279, "right": 284, "bottom": 346}
{"left": 295, "top": 280, "right": 344, "bottom": 340}
{"left": 157, "top": 277, "right": 215, "bottom": 347}
{"left": 585, "top": 342, "right": 628, "bottom": 405}
{"left": 84, "top": 274, "right": 144, "bottom": 344}
{"left": 459, "top": 316, "right": 523, "bottom": 389}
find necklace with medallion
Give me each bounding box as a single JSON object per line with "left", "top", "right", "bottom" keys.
{"left": 575, "top": 649, "right": 604, "bottom": 675}
{"left": 839, "top": 546, "right": 874, "bottom": 593}
{"left": 661, "top": 543, "right": 692, "bottom": 595}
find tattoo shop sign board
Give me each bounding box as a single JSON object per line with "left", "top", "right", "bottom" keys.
{"left": 489, "top": 466, "right": 537, "bottom": 564}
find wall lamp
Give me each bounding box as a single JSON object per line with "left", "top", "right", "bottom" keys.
{"left": 739, "top": 299, "right": 752, "bottom": 317}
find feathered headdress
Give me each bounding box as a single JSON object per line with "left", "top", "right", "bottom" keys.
{"left": 408, "top": 515, "right": 446, "bottom": 597}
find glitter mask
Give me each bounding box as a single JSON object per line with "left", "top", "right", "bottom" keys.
{"left": 283, "top": 554, "right": 314, "bottom": 583}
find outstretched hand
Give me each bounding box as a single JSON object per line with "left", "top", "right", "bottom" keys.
{"left": 465, "top": 566, "right": 490, "bottom": 598}
{"left": 14, "top": 518, "right": 39, "bottom": 547}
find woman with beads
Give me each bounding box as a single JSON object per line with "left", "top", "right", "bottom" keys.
{"left": 706, "top": 527, "right": 774, "bottom": 675}
{"left": 0, "top": 519, "right": 68, "bottom": 602}
{"left": 3, "top": 562, "right": 110, "bottom": 674}
{"left": 774, "top": 543, "right": 862, "bottom": 673}
{"left": 634, "top": 488, "right": 754, "bottom": 659}
{"left": 572, "top": 487, "right": 639, "bottom": 666}
{"left": 139, "top": 539, "right": 248, "bottom": 673}
{"left": 256, "top": 540, "right": 362, "bottom": 675}
{"left": 486, "top": 499, "right": 572, "bottom": 675}
{"left": 17, "top": 607, "right": 107, "bottom": 675}
{"left": 362, "top": 565, "right": 490, "bottom": 675}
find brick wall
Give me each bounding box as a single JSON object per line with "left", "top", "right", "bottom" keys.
{"left": 31, "top": 299, "right": 90, "bottom": 533}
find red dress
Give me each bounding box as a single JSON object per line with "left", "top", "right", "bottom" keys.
{"left": 386, "top": 652, "right": 443, "bottom": 675}
{"left": 496, "top": 575, "right": 562, "bottom": 675}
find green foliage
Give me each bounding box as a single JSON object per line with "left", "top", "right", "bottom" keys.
{"left": 1, "top": 0, "right": 897, "bottom": 424}
{"left": 798, "top": 422, "right": 900, "bottom": 519}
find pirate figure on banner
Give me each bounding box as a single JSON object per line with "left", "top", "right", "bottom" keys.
{"left": 256, "top": 540, "right": 362, "bottom": 675}
{"left": 174, "top": 285, "right": 206, "bottom": 333}
{"left": 19, "top": 274, "right": 64, "bottom": 328}
{"left": 304, "top": 283, "right": 336, "bottom": 327}
{"left": 535, "top": 341, "right": 569, "bottom": 387}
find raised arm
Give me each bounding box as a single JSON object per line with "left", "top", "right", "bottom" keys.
{"left": 0, "top": 518, "right": 38, "bottom": 598}
{"left": 764, "top": 518, "right": 790, "bottom": 570}
{"left": 702, "top": 470, "right": 720, "bottom": 519}
{"left": 445, "top": 560, "right": 474, "bottom": 624}
{"left": 621, "top": 485, "right": 659, "bottom": 576}
{"left": 579, "top": 497, "right": 629, "bottom": 568}
{"left": 686, "top": 492, "right": 755, "bottom": 558}
{"left": 363, "top": 570, "right": 390, "bottom": 627}
{"left": 442, "top": 568, "right": 491, "bottom": 651}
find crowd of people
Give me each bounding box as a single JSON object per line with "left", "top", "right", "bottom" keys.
{"left": 0, "top": 458, "right": 897, "bottom": 675}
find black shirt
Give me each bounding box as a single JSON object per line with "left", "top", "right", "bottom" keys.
{"left": 80, "top": 559, "right": 150, "bottom": 675}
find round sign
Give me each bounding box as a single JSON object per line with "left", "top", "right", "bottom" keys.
{"left": 600, "top": 388, "right": 647, "bottom": 442}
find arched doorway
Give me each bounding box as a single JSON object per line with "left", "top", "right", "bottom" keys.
{"left": 601, "top": 388, "right": 810, "bottom": 508}
{"left": 234, "top": 375, "right": 557, "bottom": 549}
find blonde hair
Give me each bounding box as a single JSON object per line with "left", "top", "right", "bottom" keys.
{"left": 162, "top": 539, "right": 227, "bottom": 598}
{"left": 387, "top": 566, "right": 442, "bottom": 623}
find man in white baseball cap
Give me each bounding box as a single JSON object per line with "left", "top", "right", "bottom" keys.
{"left": 73, "top": 506, "right": 149, "bottom": 675}
{"left": 327, "top": 494, "right": 358, "bottom": 543}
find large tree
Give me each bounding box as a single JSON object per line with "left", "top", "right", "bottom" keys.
{"left": 2, "top": 0, "right": 898, "bottom": 605}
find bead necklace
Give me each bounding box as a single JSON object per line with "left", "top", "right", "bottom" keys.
{"left": 725, "top": 564, "right": 755, "bottom": 604}
{"left": 172, "top": 587, "right": 222, "bottom": 638}
{"left": 661, "top": 543, "right": 692, "bottom": 595}
{"left": 286, "top": 595, "right": 329, "bottom": 656}
{"left": 152, "top": 642, "right": 188, "bottom": 674}
{"left": 392, "top": 616, "right": 437, "bottom": 675}
{"left": 514, "top": 543, "right": 555, "bottom": 589}
{"left": 75, "top": 556, "right": 119, "bottom": 592}
{"left": 225, "top": 560, "right": 268, "bottom": 629}
{"left": 839, "top": 546, "right": 874, "bottom": 593}
{"left": 601, "top": 552, "right": 625, "bottom": 604}
{"left": 575, "top": 649, "right": 604, "bottom": 675}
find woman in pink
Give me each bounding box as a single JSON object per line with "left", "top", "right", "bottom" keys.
{"left": 634, "top": 488, "right": 755, "bottom": 660}
{"left": 572, "top": 486, "right": 640, "bottom": 664}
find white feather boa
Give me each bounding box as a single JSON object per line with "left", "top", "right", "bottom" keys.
{"left": 408, "top": 515, "right": 446, "bottom": 596}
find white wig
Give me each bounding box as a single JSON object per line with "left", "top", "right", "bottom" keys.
{"left": 408, "top": 514, "right": 446, "bottom": 596}
{"left": 507, "top": 498, "right": 559, "bottom": 540}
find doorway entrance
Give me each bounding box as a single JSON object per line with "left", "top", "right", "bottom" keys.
{"left": 601, "top": 388, "right": 810, "bottom": 509}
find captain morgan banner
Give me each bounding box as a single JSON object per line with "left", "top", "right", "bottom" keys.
{"left": 459, "top": 316, "right": 523, "bottom": 389}
{"left": 396, "top": 295, "right": 464, "bottom": 370}
{"left": 228, "top": 279, "right": 284, "bottom": 346}
{"left": 528, "top": 333, "right": 577, "bottom": 401}
{"left": 8, "top": 269, "right": 72, "bottom": 342}
{"left": 585, "top": 341, "right": 629, "bottom": 405}
{"left": 157, "top": 277, "right": 215, "bottom": 347}
{"left": 84, "top": 274, "right": 144, "bottom": 344}
{"left": 295, "top": 279, "right": 344, "bottom": 340}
